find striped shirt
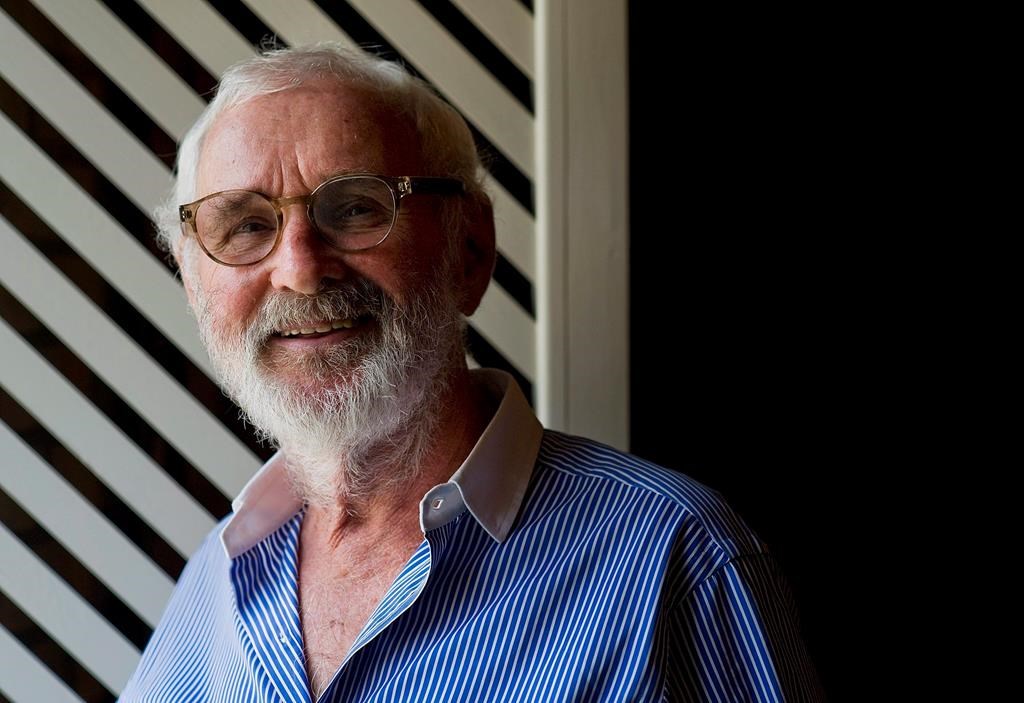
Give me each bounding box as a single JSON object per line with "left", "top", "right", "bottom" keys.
{"left": 120, "top": 370, "right": 823, "bottom": 702}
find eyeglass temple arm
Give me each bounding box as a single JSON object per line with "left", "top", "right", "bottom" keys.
{"left": 404, "top": 177, "right": 465, "bottom": 196}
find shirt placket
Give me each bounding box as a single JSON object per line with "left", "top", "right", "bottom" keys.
{"left": 230, "top": 515, "right": 311, "bottom": 703}
{"left": 319, "top": 514, "right": 463, "bottom": 702}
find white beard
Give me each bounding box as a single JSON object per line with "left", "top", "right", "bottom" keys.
{"left": 188, "top": 270, "right": 465, "bottom": 511}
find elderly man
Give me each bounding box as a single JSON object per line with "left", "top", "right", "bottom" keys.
{"left": 120, "top": 44, "right": 822, "bottom": 702}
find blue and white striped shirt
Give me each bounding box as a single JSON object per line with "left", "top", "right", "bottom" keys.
{"left": 120, "top": 371, "right": 822, "bottom": 702}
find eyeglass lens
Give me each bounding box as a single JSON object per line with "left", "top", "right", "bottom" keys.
{"left": 194, "top": 177, "right": 397, "bottom": 264}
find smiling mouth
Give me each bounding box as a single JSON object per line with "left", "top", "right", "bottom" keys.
{"left": 273, "top": 314, "right": 373, "bottom": 339}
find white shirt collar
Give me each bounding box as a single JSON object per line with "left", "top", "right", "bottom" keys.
{"left": 221, "top": 369, "right": 542, "bottom": 558}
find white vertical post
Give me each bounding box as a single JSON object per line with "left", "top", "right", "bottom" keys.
{"left": 537, "top": 0, "right": 629, "bottom": 449}
{"left": 536, "top": 0, "right": 568, "bottom": 432}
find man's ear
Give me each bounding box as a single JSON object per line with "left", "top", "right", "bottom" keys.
{"left": 457, "top": 194, "right": 497, "bottom": 317}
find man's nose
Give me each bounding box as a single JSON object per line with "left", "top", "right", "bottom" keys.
{"left": 267, "top": 204, "right": 349, "bottom": 295}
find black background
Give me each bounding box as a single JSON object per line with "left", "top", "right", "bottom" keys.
{"left": 629, "top": 8, "right": 876, "bottom": 698}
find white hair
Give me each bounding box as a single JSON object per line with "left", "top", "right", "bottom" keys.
{"left": 155, "top": 42, "right": 487, "bottom": 264}
{"left": 190, "top": 252, "right": 466, "bottom": 512}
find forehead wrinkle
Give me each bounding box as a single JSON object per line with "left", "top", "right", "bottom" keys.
{"left": 196, "top": 84, "right": 425, "bottom": 203}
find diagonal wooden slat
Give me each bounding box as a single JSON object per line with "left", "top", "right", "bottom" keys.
{"left": 451, "top": 0, "right": 534, "bottom": 78}
{"left": 0, "top": 422, "right": 175, "bottom": 627}
{"left": 243, "top": 0, "right": 357, "bottom": 47}
{"left": 0, "top": 626, "right": 81, "bottom": 703}
{"left": 0, "top": 10, "right": 172, "bottom": 217}
{"left": 136, "top": 0, "right": 255, "bottom": 75}
{"left": 473, "top": 283, "right": 535, "bottom": 380}
{"left": 0, "top": 524, "right": 139, "bottom": 694}
{"left": 0, "top": 110, "right": 211, "bottom": 376}
{"left": 0, "top": 213, "right": 260, "bottom": 499}
{"left": 347, "top": 0, "right": 534, "bottom": 179}
{"left": 0, "top": 317, "right": 215, "bottom": 558}
{"left": 489, "top": 175, "right": 536, "bottom": 282}
{"left": 28, "top": 0, "right": 206, "bottom": 140}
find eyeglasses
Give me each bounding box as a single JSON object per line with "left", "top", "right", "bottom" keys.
{"left": 179, "top": 174, "right": 464, "bottom": 266}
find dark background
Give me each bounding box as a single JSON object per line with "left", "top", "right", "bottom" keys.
{"left": 629, "top": 9, "right": 874, "bottom": 699}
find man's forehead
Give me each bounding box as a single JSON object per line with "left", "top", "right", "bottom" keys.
{"left": 207, "top": 83, "right": 413, "bottom": 148}
{"left": 195, "top": 83, "right": 423, "bottom": 193}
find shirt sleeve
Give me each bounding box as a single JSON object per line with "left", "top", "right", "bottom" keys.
{"left": 117, "top": 522, "right": 230, "bottom": 701}
{"left": 666, "top": 552, "right": 826, "bottom": 702}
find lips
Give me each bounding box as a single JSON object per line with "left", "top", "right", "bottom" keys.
{"left": 271, "top": 313, "right": 376, "bottom": 340}
{"left": 275, "top": 317, "right": 357, "bottom": 338}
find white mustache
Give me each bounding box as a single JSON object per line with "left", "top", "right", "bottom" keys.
{"left": 248, "top": 282, "right": 388, "bottom": 341}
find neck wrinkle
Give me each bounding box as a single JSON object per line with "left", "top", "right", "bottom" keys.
{"left": 305, "top": 365, "right": 494, "bottom": 537}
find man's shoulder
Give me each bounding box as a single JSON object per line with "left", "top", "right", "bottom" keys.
{"left": 536, "top": 429, "right": 727, "bottom": 511}
{"left": 534, "top": 429, "right": 767, "bottom": 559}
{"left": 537, "top": 429, "right": 709, "bottom": 498}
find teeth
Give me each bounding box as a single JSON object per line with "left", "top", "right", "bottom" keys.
{"left": 279, "top": 318, "right": 357, "bottom": 337}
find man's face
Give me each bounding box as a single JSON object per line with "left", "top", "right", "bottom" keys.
{"left": 188, "top": 83, "right": 458, "bottom": 383}
{"left": 181, "top": 82, "right": 470, "bottom": 503}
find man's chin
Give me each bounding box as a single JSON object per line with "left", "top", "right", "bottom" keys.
{"left": 260, "top": 342, "right": 365, "bottom": 383}
{"left": 259, "top": 364, "right": 363, "bottom": 402}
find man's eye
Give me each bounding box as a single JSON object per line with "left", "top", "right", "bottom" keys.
{"left": 331, "top": 199, "right": 381, "bottom": 219}
{"left": 341, "top": 205, "right": 373, "bottom": 218}
{"left": 230, "top": 219, "right": 274, "bottom": 236}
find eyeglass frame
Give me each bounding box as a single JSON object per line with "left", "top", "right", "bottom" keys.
{"left": 178, "top": 173, "right": 465, "bottom": 267}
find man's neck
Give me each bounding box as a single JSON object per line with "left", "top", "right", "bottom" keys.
{"left": 295, "top": 368, "right": 497, "bottom": 696}
{"left": 303, "top": 367, "right": 496, "bottom": 541}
